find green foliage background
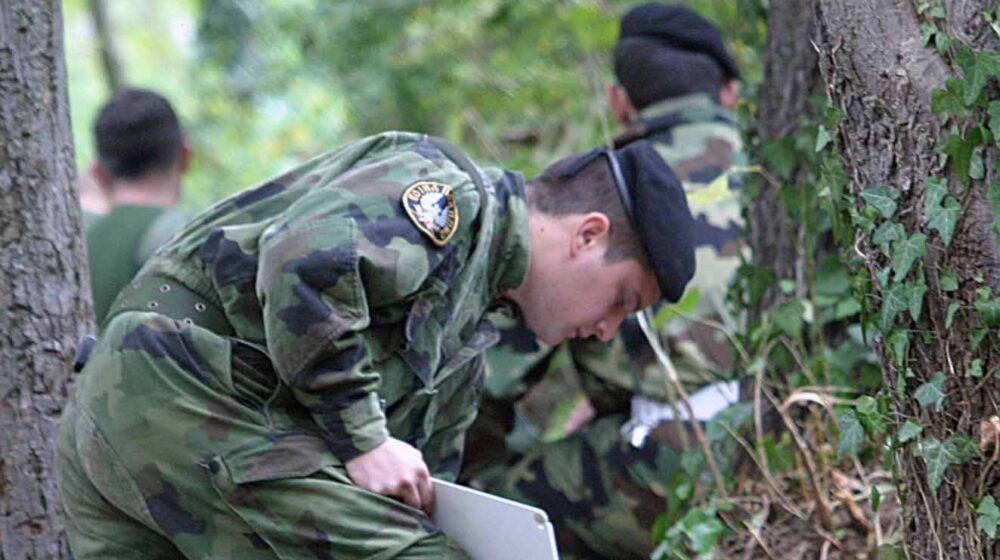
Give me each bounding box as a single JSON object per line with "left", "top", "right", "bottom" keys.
{"left": 63, "top": 0, "right": 762, "bottom": 210}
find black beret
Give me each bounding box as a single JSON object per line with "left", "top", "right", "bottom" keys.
{"left": 618, "top": 3, "right": 741, "bottom": 80}
{"left": 561, "top": 140, "right": 696, "bottom": 303}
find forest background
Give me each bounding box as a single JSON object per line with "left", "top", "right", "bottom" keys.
{"left": 2, "top": 0, "right": 993, "bottom": 558}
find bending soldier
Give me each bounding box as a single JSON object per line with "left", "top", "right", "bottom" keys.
{"left": 57, "top": 131, "right": 696, "bottom": 559}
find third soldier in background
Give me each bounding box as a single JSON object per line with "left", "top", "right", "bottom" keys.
{"left": 86, "top": 88, "right": 193, "bottom": 326}
{"left": 461, "top": 4, "right": 749, "bottom": 559}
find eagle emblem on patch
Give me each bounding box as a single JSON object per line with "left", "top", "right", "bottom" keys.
{"left": 402, "top": 181, "right": 460, "bottom": 246}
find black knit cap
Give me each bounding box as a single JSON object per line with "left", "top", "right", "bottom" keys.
{"left": 619, "top": 3, "right": 741, "bottom": 80}
{"left": 560, "top": 140, "right": 696, "bottom": 303}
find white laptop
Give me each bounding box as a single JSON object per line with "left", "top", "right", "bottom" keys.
{"left": 431, "top": 478, "right": 560, "bottom": 560}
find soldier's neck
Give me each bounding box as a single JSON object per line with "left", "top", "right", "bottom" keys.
{"left": 109, "top": 174, "right": 181, "bottom": 208}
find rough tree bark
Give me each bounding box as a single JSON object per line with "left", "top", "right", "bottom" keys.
{"left": 814, "top": 1, "right": 998, "bottom": 558}
{"left": 750, "top": 0, "right": 824, "bottom": 315}
{"left": 0, "top": 1, "right": 92, "bottom": 558}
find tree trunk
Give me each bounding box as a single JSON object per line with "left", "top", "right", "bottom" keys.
{"left": 814, "top": 1, "right": 998, "bottom": 557}
{"left": 0, "top": 1, "right": 92, "bottom": 558}
{"left": 750, "top": 0, "right": 824, "bottom": 314}
{"left": 87, "top": 0, "right": 123, "bottom": 93}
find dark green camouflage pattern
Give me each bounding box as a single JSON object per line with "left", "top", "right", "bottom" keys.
{"left": 58, "top": 131, "right": 530, "bottom": 558}
{"left": 464, "top": 95, "right": 745, "bottom": 559}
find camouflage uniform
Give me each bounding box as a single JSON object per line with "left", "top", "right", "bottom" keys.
{"left": 57, "top": 132, "right": 531, "bottom": 559}
{"left": 464, "top": 94, "right": 746, "bottom": 559}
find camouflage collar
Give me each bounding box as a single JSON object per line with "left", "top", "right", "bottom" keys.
{"left": 484, "top": 168, "right": 531, "bottom": 298}
{"left": 613, "top": 94, "right": 736, "bottom": 148}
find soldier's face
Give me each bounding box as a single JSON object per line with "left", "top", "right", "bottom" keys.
{"left": 519, "top": 234, "right": 660, "bottom": 346}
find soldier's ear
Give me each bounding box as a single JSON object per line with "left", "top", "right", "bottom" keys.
{"left": 177, "top": 141, "right": 192, "bottom": 174}
{"left": 719, "top": 79, "right": 741, "bottom": 109}
{"left": 89, "top": 161, "right": 112, "bottom": 193}
{"left": 607, "top": 84, "right": 638, "bottom": 125}
{"left": 571, "top": 212, "right": 611, "bottom": 257}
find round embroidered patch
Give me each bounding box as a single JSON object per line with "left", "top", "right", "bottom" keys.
{"left": 402, "top": 181, "right": 460, "bottom": 246}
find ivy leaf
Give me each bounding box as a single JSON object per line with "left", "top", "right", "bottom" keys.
{"left": 873, "top": 221, "right": 905, "bottom": 246}
{"left": 975, "top": 296, "right": 1000, "bottom": 327}
{"left": 856, "top": 395, "right": 885, "bottom": 434}
{"left": 928, "top": 196, "right": 960, "bottom": 247}
{"left": 907, "top": 282, "right": 927, "bottom": 321}
{"left": 915, "top": 372, "right": 946, "bottom": 411}
{"left": 923, "top": 177, "right": 948, "bottom": 221}
{"left": 838, "top": 408, "right": 865, "bottom": 459}
{"left": 815, "top": 124, "right": 832, "bottom": 152}
{"left": 977, "top": 496, "right": 1000, "bottom": 539}
{"left": 899, "top": 419, "right": 923, "bottom": 443}
{"left": 887, "top": 329, "right": 909, "bottom": 365}
{"left": 861, "top": 187, "right": 899, "bottom": 219}
{"left": 892, "top": 233, "right": 927, "bottom": 281}
{"left": 940, "top": 133, "right": 974, "bottom": 184}
{"left": 955, "top": 47, "right": 992, "bottom": 106}
{"left": 931, "top": 79, "right": 968, "bottom": 117}
{"left": 969, "top": 358, "right": 983, "bottom": 378}
{"left": 939, "top": 267, "right": 958, "bottom": 291}
{"left": 989, "top": 102, "right": 1000, "bottom": 148}
{"left": 772, "top": 300, "right": 805, "bottom": 338}
{"left": 919, "top": 437, "right": 960, "bottom": 491}
{"left": 970, "top": 150, "right": 985, "bottom": 180}
{"left": 946, "top": 301, "right": 960, "bottom": 328}
{"left": 880, "top": 282, "right": 910, "bottom": 332}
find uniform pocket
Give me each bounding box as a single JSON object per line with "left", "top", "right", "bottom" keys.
{"left": 206, "top": 433, "right": 441, "bottom": 560}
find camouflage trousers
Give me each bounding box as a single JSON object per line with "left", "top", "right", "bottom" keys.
{"left": 475, "top": 411, "right": 695, "bottom": 560}
{"left": 56, "top": 312, "right": 468, "bottom": 560}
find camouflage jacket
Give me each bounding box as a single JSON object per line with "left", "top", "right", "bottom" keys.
{"left": 124, "top": 131, "right": 531, "bottom": 476}
{"left": 485, "top": 94, "right": 746, "bottom": 448}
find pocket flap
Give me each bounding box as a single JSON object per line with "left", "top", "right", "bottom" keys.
{"left": 220, "top": 433, "right": 340, "bottom": 484}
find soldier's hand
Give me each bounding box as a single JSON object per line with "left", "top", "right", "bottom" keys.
{"left": 345, "top": 437, "right": 435, "bottom": 514}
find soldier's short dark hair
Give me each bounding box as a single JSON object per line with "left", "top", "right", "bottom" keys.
{"left": 527, "top": 157, "right": 648, "bottom": 266}
{"left": 94, "top": 88, "right": 183, "bottom": 181}
{"left": 613, "top": 38, "right": 724, "bottom": 110}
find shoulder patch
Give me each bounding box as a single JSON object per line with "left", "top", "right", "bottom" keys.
{"left": 402, "top": 181, "right": 460, "bottom": 246}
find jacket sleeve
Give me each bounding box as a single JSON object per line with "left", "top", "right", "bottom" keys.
{"left": 255, "top": 143, "right": 477, "bottom": 462}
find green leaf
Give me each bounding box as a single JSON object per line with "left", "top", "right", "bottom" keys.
{"left": 857, "top": 395, "right": 878, "bottom": 416}
{"left": 956, "top": 47, "right": 990, "bottom": 106}
{"left": 920, "top": 22, "right": 937, "bottom": 47}
{"left": 919, "top": 437, "right": 959, "bottom": 491}
{"left": 928, "top": 196, "right": 960, "bottom": 247}
{"left": 892, "top": 233, "right": 927, "bottom": 281}
{"left": 970, "top": 151, "right": 985, "bottom": 180}
{"left": 880, "top": 282, "right": 910, "bottom": 332}
{"left": 976, "top": 496, "right": 1000, "bottom": 539}
{"left": 939, "top": 267, "right": 958, "bottom": 291}
{"left": 873, "top": 221, "right": 905, "bottom": 246}
{"left": 908, "top": 282, "right": 927, "bottom": 321}
{"left": 871, "top": 485, "right": 882, "bottom": 513}
{"left": 761, "top": 137, "right": 798, "bottom": 179}
{"left": 772, "top": 300, "right": 805, "bottom": 338}
{"left": 969, "top": 358, "right": 983, "bottom": 378}
{"left": 815, "top": 124, "right": 832, "bottom": 152}
{"left": 923, "top": 177, "right": 948, "bottom": 220}
{"left": 975, "top": 298, "right": 1000, "bottom": 327}
{"left": 946, "top": 301, "right": 960, "bottom": 328}
{"left": 931, "top": 79, "right": 968, "bottom": 117}
{"left": 838, "top": 408, "right": 865, "bottom": 459}
{"left": 879, "top": 544, "right": 904, "bottom": 560}
{"left": 899, "top": 420, "right": 923, "bottom": 443}
{"left": 861, "top": 187, "right": 899, "bottom": 219}
{"left": 915, "top": 372, "right": 946, "bottom": 410}
{"left": 989, "top": 102, "right": 1000, "bottom": 148}
{"left": 887, "top": 329, "right": 909, "bottom": 365}
{"left": 940, "top": 133, "right": 974, "bottom": 183}
{"left": 991, "top": 181, "right": 1000, "bottom": 236}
